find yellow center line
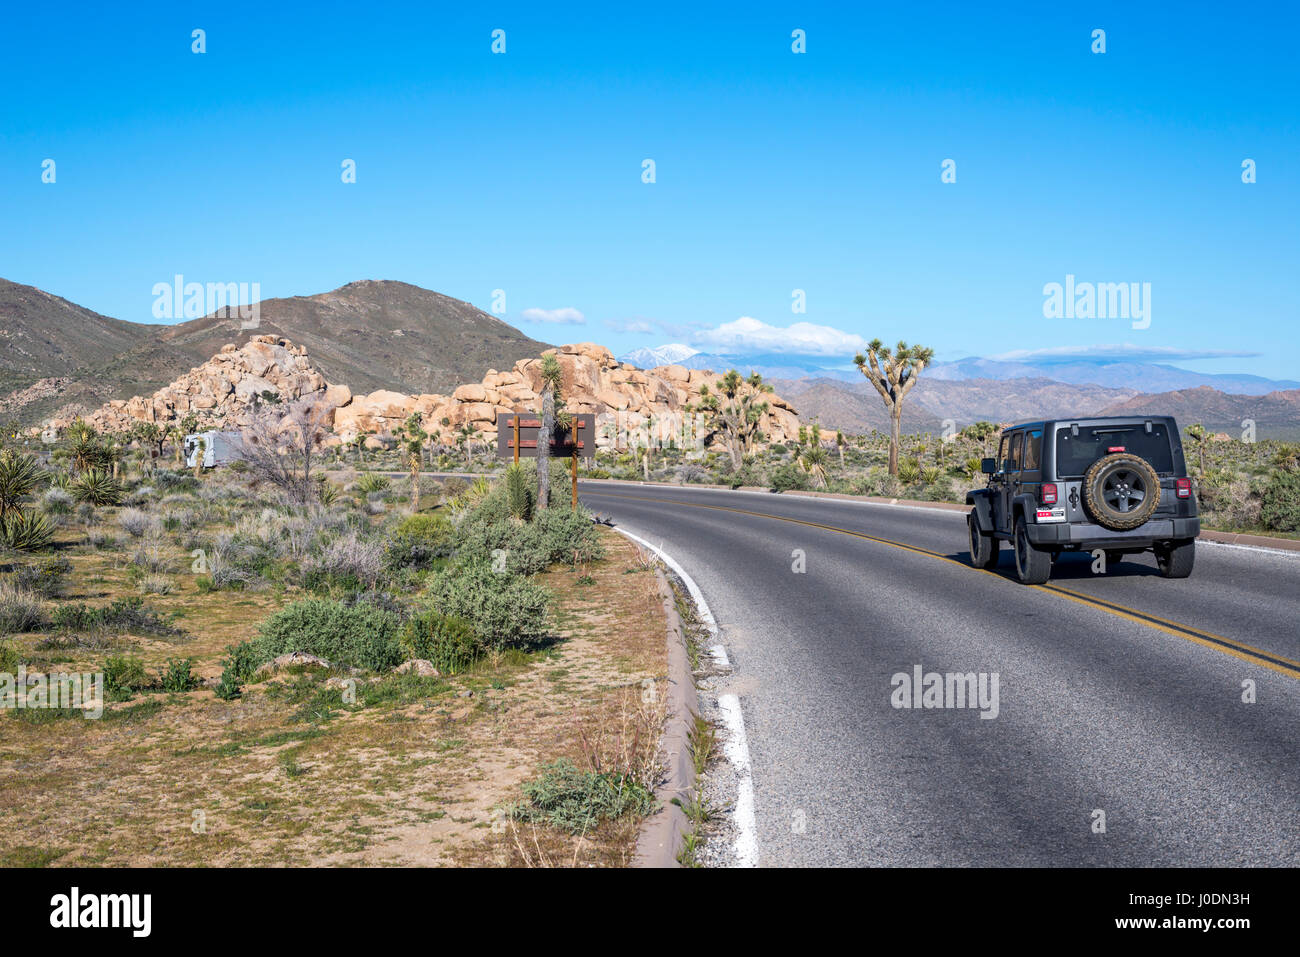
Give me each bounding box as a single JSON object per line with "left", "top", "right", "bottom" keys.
{"left": 582, "top": 489, "right": 1300, "bottom": 680}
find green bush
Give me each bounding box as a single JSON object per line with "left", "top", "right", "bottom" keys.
{"left": 385, "top": 512, "right": 455, "bottom": 570}
{"left": 400, "top": 610, "right": 482, "bottom": 674}
{"left": 49, "top": 597, "right": 181, "bottom": 638}
{"left": 159, "top": 657, "right": 198, "bottom": 693}
{"left": 506, "top": 758, "right": 656, "bottom": 834}
{"left": 769, "top": 462, "right": 810, "bottom": 493}
{"left": 1260, "top": 469, "right": 1300, "bottom": 532}
{"left": 103, "top": 654, "right": 150, "bottom": 701}
{"left": 425, "top": 560, "right": 550, "bottom": 650}
{"left": 255, "top": 599, "right": 403, "bottom": 671}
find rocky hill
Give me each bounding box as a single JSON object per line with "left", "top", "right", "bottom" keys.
{"left": 74, "top": 337, "right": 802, "bottom": 451}
{"left": 0, "top": 279, "right": 552, "bottom": 428}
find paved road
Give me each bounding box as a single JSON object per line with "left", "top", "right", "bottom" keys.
{"left": 579, "top": 481, "right": 1300, "bottom": 867}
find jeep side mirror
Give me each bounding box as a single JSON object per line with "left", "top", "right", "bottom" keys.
{"left": 981, "top": 457, "right": 997, "bottom": 475}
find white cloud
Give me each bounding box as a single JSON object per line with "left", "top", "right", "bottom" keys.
{"left": 521, "top": 306, "right": 585, "bottom": 325}
{"left": 990, "top": 343, "right": 1260, "bottom": 363}
{"left": 692, "top": 316, "right": 869, "bottom": 357}
{"left": 604, "top": 318, "right": 654, "bottom": 334}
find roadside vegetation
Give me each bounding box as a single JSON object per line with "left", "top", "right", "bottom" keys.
{"left": 0, "top": 418, "right": 668, "bottom": 866}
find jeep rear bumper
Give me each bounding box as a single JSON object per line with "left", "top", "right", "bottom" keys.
{"left": 1024, "top": 517, "right": 1200, "bottom": 551}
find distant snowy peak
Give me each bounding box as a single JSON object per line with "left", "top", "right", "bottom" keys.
{"left": 618, "top": 343, "right": 699, "bottom": 368}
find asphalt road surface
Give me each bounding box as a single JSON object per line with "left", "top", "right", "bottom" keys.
{"left": 579, "top": 480, "right": 1300, "bottom": 867}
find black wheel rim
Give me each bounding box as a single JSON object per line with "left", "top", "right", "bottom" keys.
{"left": 1102, "top": 467, "right": 1148, "bottom": 513}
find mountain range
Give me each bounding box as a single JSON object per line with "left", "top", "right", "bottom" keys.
{"left": 2, "top": 278, "right": 1296, "bottom": 440}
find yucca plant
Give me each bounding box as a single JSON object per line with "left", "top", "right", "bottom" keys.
{"left": 71, "top": 470, "right": 125, "bottom": 507}
{"left": 896, "top": 457, "right": 922, "bottom": 485}
{"left": 920, "top": 465, "right": 943, "bottom": 485}
{"left": 0, "top": 509, "right": 56, "bottom": 550}
{"left": 504, "top": 462, "right": 534, "bottom": 521}
{"left": 0, "top": 450, "right": 48, "bottom": 531}
{"left": 356, "top": 473, "right": 390, "bottom": 494}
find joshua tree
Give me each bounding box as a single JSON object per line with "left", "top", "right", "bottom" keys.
{"left": 835, "top": 430, "right": 846, "bottom": 468}
{"left": 694, "top": 370, "right": 773, "bottom": 469}
{"left": 398, "top": 413, "right": 427, "bottom": 511}
{"left": 854, "top": 340, "right": 934, "bottom": 477}
{"left": 536, "top": 353, "right": 565, "bottom": 510}
{"left": 1185, "top": 423, "right": 1209, "bottom": 475}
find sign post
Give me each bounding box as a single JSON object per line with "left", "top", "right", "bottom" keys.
{"left": 570, "top": 418, "right": 579, "bottom": 509}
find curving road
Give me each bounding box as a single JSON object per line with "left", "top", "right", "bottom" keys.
{"left": 579, "top": 480, "right": 1300, "bottom": 867}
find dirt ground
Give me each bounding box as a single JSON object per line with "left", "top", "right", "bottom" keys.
{"left": 0, "top": 529, "right": 668, "bottom": 867}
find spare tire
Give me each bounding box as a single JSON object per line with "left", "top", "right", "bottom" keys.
{"left": 1083, "top": 452, "right": 1161, "bottom": 531}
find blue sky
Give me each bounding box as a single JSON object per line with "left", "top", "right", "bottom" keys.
{"left": 2, "top": 1, "right": 1296, "bottom": 377}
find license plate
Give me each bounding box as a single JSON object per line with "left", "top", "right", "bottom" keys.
{"left": 1035, "top": 507, "right": 1066, "bottom": 524}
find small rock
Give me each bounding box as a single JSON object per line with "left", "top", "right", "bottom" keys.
{"left": 395, "top": 659, "right": 440, "bottom": 678}
{"left": 254, "top": 651, "right": 331, "bottom": 677}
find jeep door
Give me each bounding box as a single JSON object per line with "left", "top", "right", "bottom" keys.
{"left": 992, "top": 431, "right": 1022, "bottom": 535}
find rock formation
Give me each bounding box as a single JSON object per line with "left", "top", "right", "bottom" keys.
{"left": 61, "top": 337, "right": 801, "bottom": 451}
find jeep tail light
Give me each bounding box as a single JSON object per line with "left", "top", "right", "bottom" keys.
{"left": 1175, "top": 477, "right": 1191, "bottom": 499}
{"left": 1041, "top": 483, "right": 1058, "bottom": 505}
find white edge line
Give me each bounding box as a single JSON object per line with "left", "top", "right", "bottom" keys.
{"left": 609, "top": 525, "right": 757, "bottom": 868}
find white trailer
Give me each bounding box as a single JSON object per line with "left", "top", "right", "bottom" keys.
{"left": 183, "top": 431, "right": 242, "bottom": 469}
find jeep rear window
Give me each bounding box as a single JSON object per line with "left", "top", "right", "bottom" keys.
{"left": 1054, "top": 424, "right": 1175, "bottom": 479}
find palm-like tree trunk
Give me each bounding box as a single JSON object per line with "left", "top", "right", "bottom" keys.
{"left": 538, "top": 387, "right": 553, "bottom": 509}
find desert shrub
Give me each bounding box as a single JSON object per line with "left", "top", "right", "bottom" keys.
{"left": 254, "top": 599, "right": 402, "bottom": 671}
{"left": 769, "top": 462, "right": 810, "bottom": 493}
{"left": 532, "top": 507, "right": 605, "bottom": 568}
{"left": 355, "top": 473, "right": 390, "bottom": 494}
{"left": 118, "top": 508, "right": 155, "bottom": 537}
{"left": 425, "top": 560, "right": 550, "bottom": 650}
{"left": 385, "top": 512, "right": 456, "bottom": 570}
{"left": 1260, "top": 469, "right": 1300, "bottom": 533}
{"left": 70, "top": 471, "right": 124, "bottom": 507}
{"left": 137, "top": 574, "right": 174, "bottom": 595}
{"left": 9, "top": 556, "right": 72, "bottom": 598}
{"left": 84, "top": 528, "right": 123, "bottom": 550}
{"left": 159, "top": 657, "right": 198, "bottom": 693}
{"left": 0, "top": 582, "right": 46, "bottom": 633}
{"left": 399, "top": 610, "right": 481, "bottom": 674}
{"left": 41, "top": 487, "right": 74, "bottom": 515}
{"left": 505, "top": 758, "right": 656, "bottom": 834}
{"left": 0, "top": 640, "right": 20, "bottom": 672}
{"left": 302, "top": 531, "right": 385, "bottom": 590}
{"left": 442, "top": 477, "right": 468, "bottom": 499}
{"left": 103, "top": 654, "right": 150, "bottom": 701}
{"left": 153, "top": 471, "right": 199, "bottom": 493}
{"left": 0, "top": 510, "right": 57, "bottom": 550}
{"left": 49, "top": 597, "right": 182, "bottom": 639}
{"left": 129, "top": 535, "right": 174, "bottom": 574}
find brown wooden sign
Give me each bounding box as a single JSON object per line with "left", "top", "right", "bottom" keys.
{"left": 497, "top": 413, "right": 596, "bottom": 460}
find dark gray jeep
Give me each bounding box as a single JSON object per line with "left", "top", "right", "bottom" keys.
{"left": 966, "top": 416, "right": 1200, "bottom": 584}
